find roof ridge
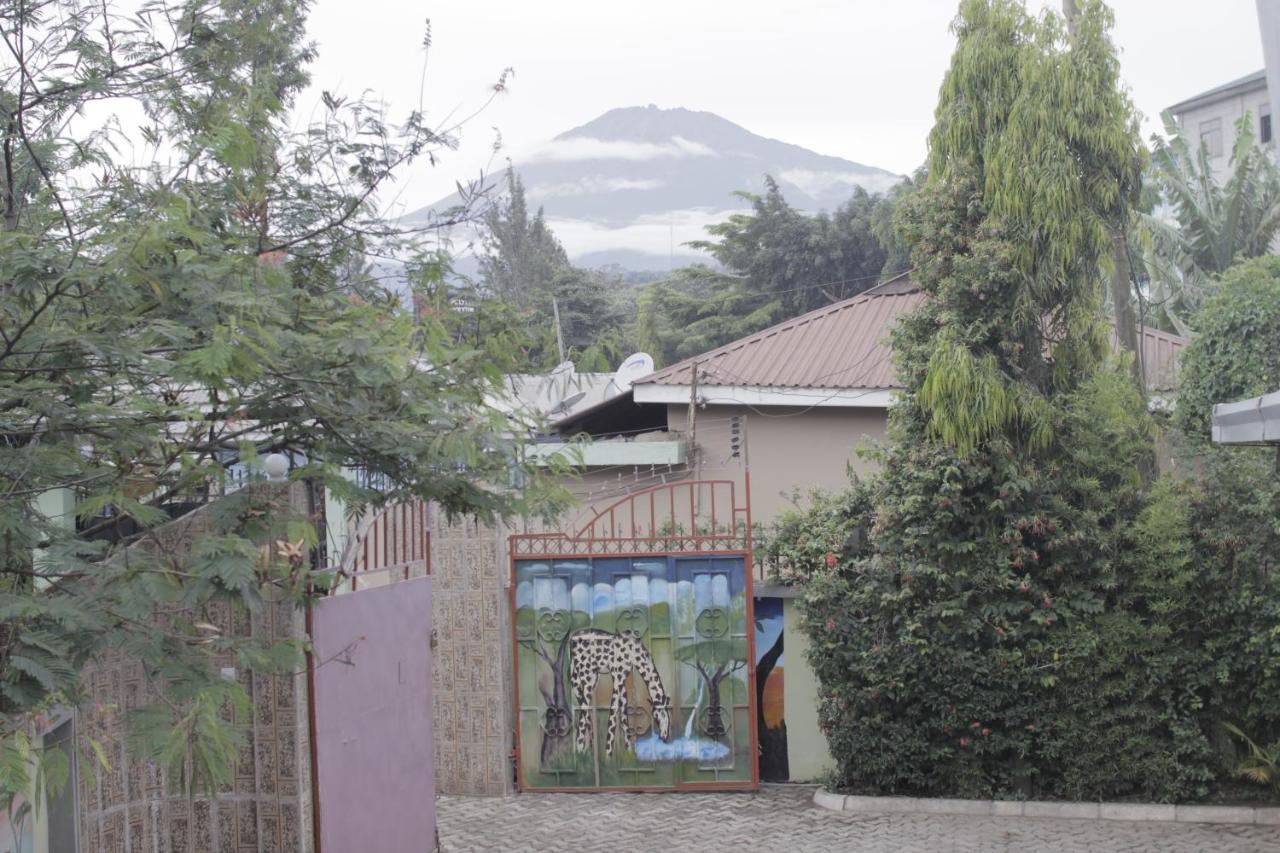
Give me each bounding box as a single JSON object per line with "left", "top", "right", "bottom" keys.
{"left": 1167, "top": 69, "right": 1267, "bottom": 116}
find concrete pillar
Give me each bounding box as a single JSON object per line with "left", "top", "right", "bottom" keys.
{"left": 1259, "top": 0, "right": 1280, "bottom": 158}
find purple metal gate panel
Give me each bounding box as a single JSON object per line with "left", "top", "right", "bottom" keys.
{"left": 312, "top": 575, "right": 435, "bottom": 852}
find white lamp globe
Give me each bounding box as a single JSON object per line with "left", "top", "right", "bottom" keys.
{"left": 263, "top": 453, "right": 289, "bottom": 482}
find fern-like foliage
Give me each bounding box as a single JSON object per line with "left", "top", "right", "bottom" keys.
{"left": 1222, "top": 722, "right": 1280, "bottom": 795}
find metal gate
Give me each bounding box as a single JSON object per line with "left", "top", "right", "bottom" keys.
{"left": 309, "top": 499, "right": 436, "bottom": 850}
{"left": 511, "top": 480, "right": 758, "bottom": 791}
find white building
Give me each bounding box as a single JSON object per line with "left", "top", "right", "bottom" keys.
{"left": 1167, "top": 69, "right": 1273, "bottom": 183}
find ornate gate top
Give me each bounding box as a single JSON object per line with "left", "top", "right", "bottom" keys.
{"left": 511, "top": 480, "right": 750, "bottom": 558}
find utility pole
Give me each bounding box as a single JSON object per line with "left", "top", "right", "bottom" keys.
{"left": 552, "top": 294, "right": 566, "bottom": 363}
{"left": 686, "top": 361, "right": 699, "bottom": 468}
{"left": 687, "top": 361, "right": 700, "bottom": 522}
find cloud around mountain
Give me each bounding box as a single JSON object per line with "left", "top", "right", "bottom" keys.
{"left": 522, "top": 135, "right": 715, "bottom": 163}
{"left": 409, "top": 105, "right": 903, "bottom": 272}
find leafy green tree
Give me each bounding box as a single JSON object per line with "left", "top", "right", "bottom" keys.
{"left": 511, "top": 265, "right": 631, "bottom": 371}
{"left": 0, "top": 0, "right": 560, "bottom": 798}
{"left": 688, "top": 178, "right": 888, "bottom": 316}
{"left": 636, "top": 179, "right": 890, "bottom": 366}
{"left": 1173, "top": 256, "right": 1280, "bottom": 440}
{"left": 478, "top": 169, "right": 571, "bottom": 309}
{"left": 632, "top": 266, "right": 776, "bottom": 367}
{"left": 1141, "top": 113, "right": 1280, "bottom": 333}
{"left": 798, "top": 0, "right": 1210, "bottom": 801}
{"left": 870, "top": 170, "right": 924, "bottom": 279}
{"left": 1062, "top": 0, "right": 1146, "bottom": 391}
{"left": 477, "top": 169, "right": 633, "bottom": 370}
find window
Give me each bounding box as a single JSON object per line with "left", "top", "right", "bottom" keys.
{"left": 1262, "top": 103, "right": 1273, "bottom": 145}
{"left": 1200, "top": 117, "right": 1223, "bottom": 157}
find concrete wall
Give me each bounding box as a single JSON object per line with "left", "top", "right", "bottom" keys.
{"left": 1262, "top": 2, "right": 1280, "bottom": 164}
{"left": 666, "top": 403, "right": 888, "bottom": 524}
{"left": 1174, "top": 82, "right": 1272, "bottom": 184}
{"left": 429, "top": 515, "right": 514, "bottom": 796}
{"left": 74, "top": 487, "right": 314, "bottom": 853}
{"left": 78, "top": 607, "right": 313, "bottom": 853}
{"left": 666, "top": 403, "right": 887, "bottom": 782}
{"left": 782, "top": 598, "right": 834, "bottom": 782}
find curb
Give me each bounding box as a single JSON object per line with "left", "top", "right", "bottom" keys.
{"left": 813, "top": 789, "right": 1280, "bottom": 826}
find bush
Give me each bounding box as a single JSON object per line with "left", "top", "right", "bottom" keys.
{"left": 1175, "top": 256, "right": 1280, "bottom": 440}
{"left": 757, "top": 484, "right": 875, "bottom": 585}
{"left": 788, "top": 0, "right": 1280, "bottom": 804}
{"left": 793, "top": 369, "right": 1280, "bottom": 803}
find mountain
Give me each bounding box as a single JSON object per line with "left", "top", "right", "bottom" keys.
{"left": 409, "top": 105, "right": 903, "bottom": 272}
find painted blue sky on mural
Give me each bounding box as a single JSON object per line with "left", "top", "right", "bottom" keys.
{"left": 515, "top": 574, "right": 732, "bottom": 616}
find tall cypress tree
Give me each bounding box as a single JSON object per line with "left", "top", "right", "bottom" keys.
{"left": 801, "top": 0, "right": 1206, "bottom": 801}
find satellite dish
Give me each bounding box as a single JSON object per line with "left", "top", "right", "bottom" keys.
{"left": 545, "top": 360, "right": 586, "bottom": 416}
{"left": 548, "top": 389, "right": 587, "bottom": 416}
{"left": 608, "top": 352, "right": 655, "bottom": 397}
{"left": 539, "top": 360, "right": 577, "bottom": 412}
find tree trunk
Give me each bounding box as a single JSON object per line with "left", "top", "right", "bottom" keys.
{"left": 754, "top": 630, "right": 789, "bottom": 781}
{"left": 704, "top": 668, "right": 728, "bottom": 740}
{"left": 539, "top": 635, "right": 573, "bottom": 767}
{"left": 1063, "top": 0, "right": 1078, "bottom": 35}
{"left": 1109, "top": 228, "right": 1159, "bottom": 483}
{"left": 1109, "top": 228, "right": 1143, "bottom": 394}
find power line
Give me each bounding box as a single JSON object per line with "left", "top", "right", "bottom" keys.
{"left": 543, "top": 413, "right": 745, "bottom": 441}
{"left": 666, "top": 267, "right": 912, "bottom": 302}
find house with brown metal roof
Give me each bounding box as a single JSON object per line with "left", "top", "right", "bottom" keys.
{"left": 413, "top": 272, "right": 1189, "bottom": 799}
{"left": 543, "top": 272, "right": 1188, "bottom": 784}
{"left": 554, "top": 271, "right": 1187, "bottom": 522}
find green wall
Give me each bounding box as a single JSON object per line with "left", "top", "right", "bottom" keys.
{"left": 782, "top": 597, "right": 833, "bottom": 782}
{"left": 325, "top": 479, "right": 349, "bottom": 566}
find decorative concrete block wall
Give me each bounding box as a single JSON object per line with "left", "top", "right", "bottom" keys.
{"left": 76, "top": 486, "right": 314, "bottom": 852}
{"left": 77, "top": 603, "right": 312, "bottom": 853}
{"left": 429, "top": 515, "right": 513, "bottom": 796}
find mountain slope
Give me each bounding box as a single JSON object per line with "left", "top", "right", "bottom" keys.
{"left": 410, "top": 105, "right": 903, "bottom": 270}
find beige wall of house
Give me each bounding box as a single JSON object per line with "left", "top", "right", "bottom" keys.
{"left": 436, "top": 401, "right": 891, "bottom": 791}
{"left": 1171, "top": 76, "right": 1272, "bottom": 185}
{"left": 666, "top": 403, "right": 889, "bottom": 524}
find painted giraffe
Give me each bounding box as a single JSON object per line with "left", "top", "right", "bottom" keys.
{"left": 569, "top": 628, "right": 673, "bottom": 756}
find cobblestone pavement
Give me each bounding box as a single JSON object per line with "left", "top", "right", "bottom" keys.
{"left": 436, "top": 784, "right": 1279, "bottom": 852}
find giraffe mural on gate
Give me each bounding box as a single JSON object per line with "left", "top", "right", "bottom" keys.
{"left": 569, "top": 629, "right": 673, "bottom": 755}
{"left": 512, "top": 547, "right": 755, "bottom": 790}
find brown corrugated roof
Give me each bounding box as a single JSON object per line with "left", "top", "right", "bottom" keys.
{"left": 636, "top": 272, "right": 1187, "bottom": 393}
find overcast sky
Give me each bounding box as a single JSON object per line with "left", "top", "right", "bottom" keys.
{"left": 300, "top": 0, "right": 1266, "bottom": 215}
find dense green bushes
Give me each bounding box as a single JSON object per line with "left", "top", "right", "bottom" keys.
{"left": 788, "top": 252, "right": 1280, "bottom": 802}
{"left": 1174, "top": 256, "right": 1280, "bottom": 440}
{"left": 786, "top": 0, "right": 1280, "bottom": 803}
{"left": 792, "top": 409, "right": 1280, "bottom": 801}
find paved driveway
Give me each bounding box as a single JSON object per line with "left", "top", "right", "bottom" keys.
{"left": 436, "top": 784, "right": 1278, "bottom": 852}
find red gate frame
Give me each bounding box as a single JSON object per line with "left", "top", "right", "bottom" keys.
{"left": 509, "top": 478, "right": 759, "bottom": 793}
